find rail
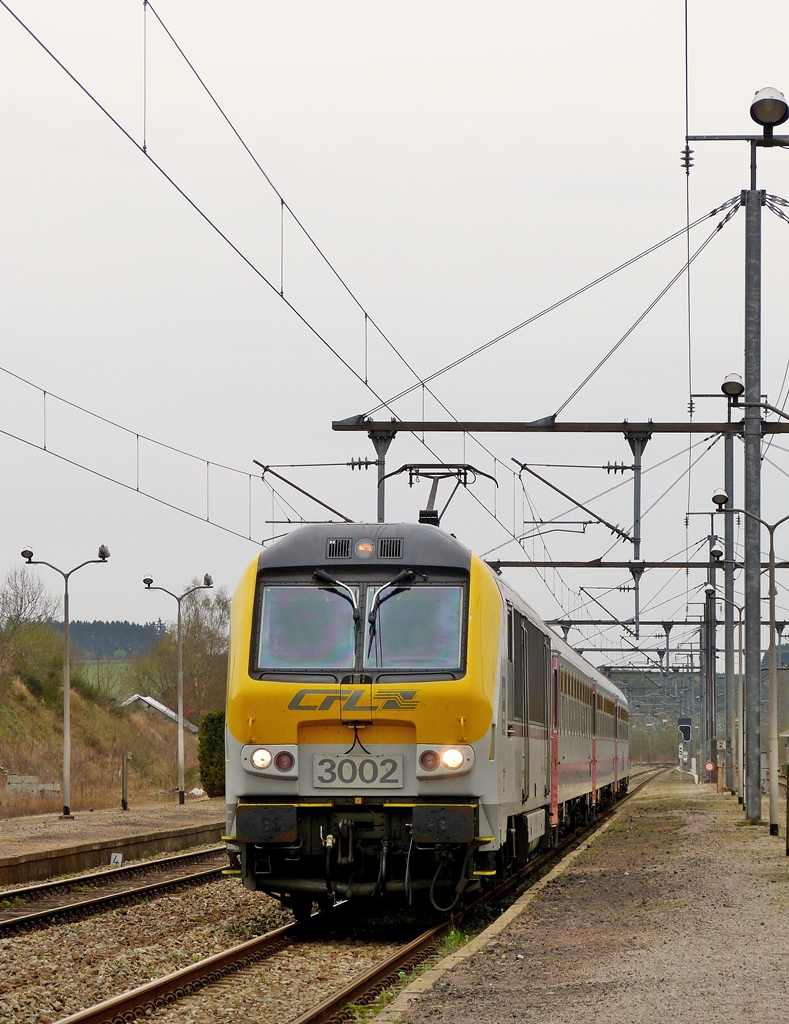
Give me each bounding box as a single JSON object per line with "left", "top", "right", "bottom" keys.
{"left": 0, "top": 846, "right": 226, "bottom": 931}
{"left": 55, "top": 765, "right": 668, "bottom": 1024}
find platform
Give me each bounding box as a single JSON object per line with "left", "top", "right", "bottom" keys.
{"left": 0, "top": 799, "right": 225, "bottom": 885}
{"left": 380, "top": 771, "right": 789, "bottom": 1024}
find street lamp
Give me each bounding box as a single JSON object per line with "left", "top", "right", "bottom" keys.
{"left": 688, "top": 87, "right": 789, "bottom": 821}
{"left": 721, "top": 373, "right": 745, "bottom": 399}
{"left": 143, "top": 574, "right": 213, "bottom": 804}
{"left": 711, "top": 589, "right": 746, "bottom": 805}
{"left": 21, "top": 545, "right": 110, "bottom": 817}
{"left": 750, "top": 87, "right": 789, "bottom": 137}
{"left": 713, "top": 491, "right": 789, "bottom": 835}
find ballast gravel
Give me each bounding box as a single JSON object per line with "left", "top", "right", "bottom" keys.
{"left": 392, "top": 772, "right": 789, "bottom": 1024}
{"left": 148, "top": 937, "right": 402, "bottom": 1024}
{"left": 0, "top": 878, "right": 292, "bottom": 1023}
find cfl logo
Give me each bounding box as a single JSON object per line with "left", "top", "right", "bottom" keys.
{"left": 287, "top": 688, "right": 420, "bottom": 712}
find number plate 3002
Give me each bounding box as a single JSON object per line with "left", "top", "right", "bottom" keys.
{"left": 313, "top": 753, "right": 404, "bottom": 788}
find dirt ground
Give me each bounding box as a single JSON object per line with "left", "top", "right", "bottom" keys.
{"left": 0, "top": 798, "right": 225, "bottom": 859}
{"left": 387, "top": 772, "right": 789, "bottom": 1024}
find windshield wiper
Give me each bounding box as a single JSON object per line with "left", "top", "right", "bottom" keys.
{"left": 312, "top": 569, "right": 360, "bottom": 622}
{"left": 367, "top": 569, "right": 427, "bottom": 656}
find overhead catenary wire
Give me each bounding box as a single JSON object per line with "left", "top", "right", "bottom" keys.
{"left": 363, "top": 197, "right": 740, "bottom": 417}
{"left": 2, "top": 3, "right": 754, "bottom": 641}
{"left": 0, "top": 0, "right": 542, "bottom": 584}
{"left": 0, "top": 0, "right": 410, "bottom": 425}
{"left": 484, "top": 433, "right": 719, "bottom": 555}
{"left": 553, "top": 201, "right": 741, "bottom": 417}
{"left": 0, "top": 424, "right": 261, "bottom": 544}
{"left": 596, "top": 434, "right": 722, "bottom": 561}
{"left": 143, "top": 0, "right": 460, "bottom": 430}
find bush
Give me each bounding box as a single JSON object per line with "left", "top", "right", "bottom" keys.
{"left": 198, "top": 709, "right": 225, "bottom": 797}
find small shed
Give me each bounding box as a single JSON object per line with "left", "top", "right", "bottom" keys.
{"left": 119, "top": 694, "right": 199, "bottom": 733}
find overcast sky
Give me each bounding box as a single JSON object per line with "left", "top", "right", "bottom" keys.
{"left": 2, "top": 1, "right": 788, "bottom": 667}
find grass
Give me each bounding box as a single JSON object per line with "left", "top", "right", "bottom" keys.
{"left": 78, "top": 661, "right": 135, "bottom": 700}
{"left": 345, "top": 928, "right": 469, "bottom": 1023}
{"left": 0, "top": 674, "right": 203, "bottom": 816}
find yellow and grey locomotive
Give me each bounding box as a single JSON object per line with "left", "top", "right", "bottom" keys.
{"left": 223, "top": 523, "right": 629, "bottom": 915}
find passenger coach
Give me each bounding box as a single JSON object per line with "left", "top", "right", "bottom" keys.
{"left": 223, "top": 523, "right": 629, "bottom": 915}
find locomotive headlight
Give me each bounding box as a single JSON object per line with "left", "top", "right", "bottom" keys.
{"left": 355, "top": 538, "right": 375, "bottom": 558}
{"left": 441, "top": 748, "right": 465, "bottom": 770}
{"left": 250, "top": 747, "right": 273, "bottom": 770}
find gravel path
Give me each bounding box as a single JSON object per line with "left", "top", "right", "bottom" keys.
{"left": 390, "top": 772, "right": 789, "bottom": 1024}
{"left": 0, "top": 878, "right": 291, "bottom": 1023}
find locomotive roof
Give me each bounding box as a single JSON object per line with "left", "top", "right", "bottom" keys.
{"left": 257, "top": 522, "right": 473, "bottom": 571}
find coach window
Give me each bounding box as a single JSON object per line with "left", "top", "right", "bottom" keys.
{"left": 511, "top": 610, "right": 527, "bottom": 723}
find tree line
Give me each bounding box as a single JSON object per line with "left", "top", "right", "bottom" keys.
{"left": 50, "top": 620, "right": 166, "bottom": 659}
{"left": 0, "top": 568, "right": 230, "bottom": 720}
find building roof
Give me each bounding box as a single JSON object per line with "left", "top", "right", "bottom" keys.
{"left": 119, "top": 694, "right": 199, "bottom": 733}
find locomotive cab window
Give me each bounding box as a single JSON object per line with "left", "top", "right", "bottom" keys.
{"left": 256, "top": 584, "right": 358, "bottom": 671}
{"left": 364, "top": 585, "right": 464, "bottom": 671}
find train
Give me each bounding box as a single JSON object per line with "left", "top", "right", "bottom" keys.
{"left": 223, "top": 522, "right": 629, "bottom": 916}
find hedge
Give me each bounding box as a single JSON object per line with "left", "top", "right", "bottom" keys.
{"left": 198, "top": 709, "right": 225, "bottom": 797}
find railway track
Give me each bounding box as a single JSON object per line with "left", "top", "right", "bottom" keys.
{"left": 55, "top": 765, "right": 669, "bottom": 1024}
{"left": 0, "top": 846, "right": 226, "bottom": 932}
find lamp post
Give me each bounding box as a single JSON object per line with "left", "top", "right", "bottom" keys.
{"left": 720, "top": 373, "right": 744, "bottom": 794}
{"left": 711, "top": 589, "right": 745, "bottom": 802}
{"left": 21, "top": 545, "right": 110, "bottom": 817}
{"left": 143, "top": 574, "right": 213, "bottom": 804}
{"left": 688, "top": 86, "right": 789, "bottom": 821}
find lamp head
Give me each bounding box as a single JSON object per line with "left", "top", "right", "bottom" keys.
{"left": 710, "top": 538, "right": 724, "bottom": 560}
{"left": 143, "top": 575, "right": 154, "bottom": 588}
{"left": 20, "top": 548, "right": 34, "bottom": 562}
{"left": 750, "top": 87, "right": 789, "bottom": 126}
{"left": 203, "top": 574, "right": 214, "bottom": 588}
{"left": 704, "top": 583, "right": 716, "bottom": 598}
{"left": 97, "top": 545, "right": 110, "bottom": 561}
{"left": 711, "top": 488, "right": 729, "bottom": 507}
{"left": 721, "top": 372, "right": 744, "bottom": 398}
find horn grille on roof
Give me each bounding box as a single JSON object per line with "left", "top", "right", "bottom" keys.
{"left": 378, "top": 537, "right": 403, "bottom": 559}
{"left": 326, "top": 538, "right": 352, "bottom": 559}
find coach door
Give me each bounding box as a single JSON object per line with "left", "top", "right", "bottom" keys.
{"left": 506, "top": 607, "right": 529, "bottom": 802}
{"left": 526, "top": 622, "right": 550, "bottom": 802}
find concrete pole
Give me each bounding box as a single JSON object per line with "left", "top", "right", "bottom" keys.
{"left": 705, "top": 579, "right": 718, "bottom": 774}
{"left": 743, "top": 185, "right": 764, "bottom": 821}
{"left": 707, "top": 528, "right": 718, "bottom": 776}
{"left": 369, "top": 430, "right": 396, "bottom": 524}
{"left": 177, "top": 599, "right": 185, "bottom": 805}
{"left": 699, "top": 624, "right": 707, "bottom": 769}
{"left": 662, "top": 623, "right": 673, "bottom": 700}
{"left": 724, "top": 427, "right": 735, "bottom": 792}
{"left": 62, "top": 579, "right": 71, "bottom": 818}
